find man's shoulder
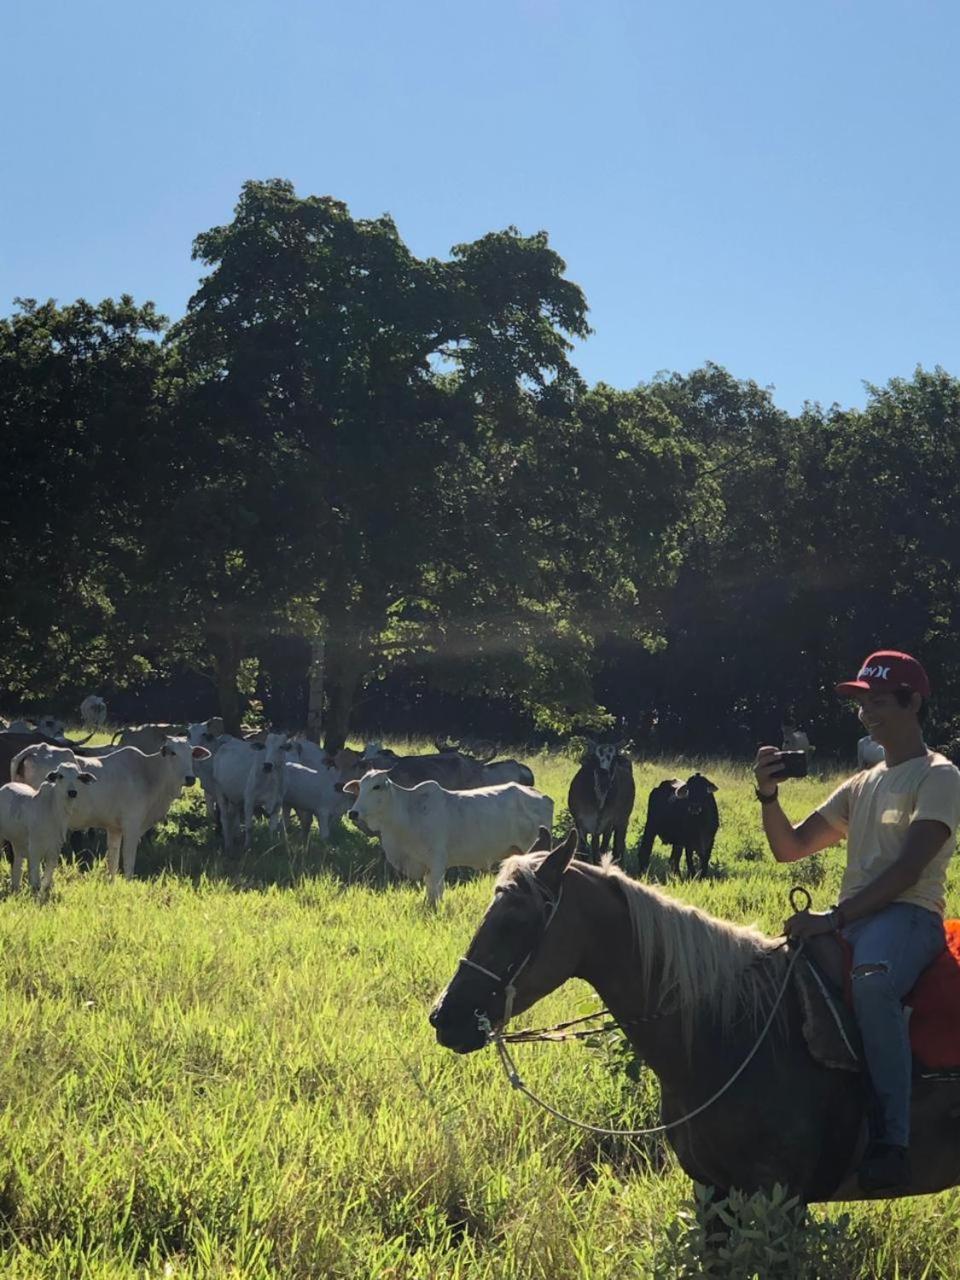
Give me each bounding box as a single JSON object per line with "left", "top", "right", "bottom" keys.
{"left": 925, "top": 752, "right": 960, "bottom": 782}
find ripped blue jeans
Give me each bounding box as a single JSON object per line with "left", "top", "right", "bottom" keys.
{"left": 843, "top": 902, "right": 946, "bottom": 1147}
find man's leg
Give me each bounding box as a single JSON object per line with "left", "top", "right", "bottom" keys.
{"left": 845, "top": 903, "right": 945, "bottom": 1187}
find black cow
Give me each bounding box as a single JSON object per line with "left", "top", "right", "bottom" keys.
{"left": 567, "top": 740, "right": 635, "bottom": 863}
{"left": 637, "top": 772, "right": 719, "bottom": 878}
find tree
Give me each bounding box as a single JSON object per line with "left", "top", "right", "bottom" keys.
{"left": 0, "top": 296, "right": 165, "bottom": 708}
{"left": 154, "top": 179, "right": 595, "bottom": 744}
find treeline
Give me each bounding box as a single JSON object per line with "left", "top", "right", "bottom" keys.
{"left": 3, "top": 179, "right": 959, "bottom": 755}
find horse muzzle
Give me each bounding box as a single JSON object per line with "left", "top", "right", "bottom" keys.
{"left": 428, "top": 995, "right": 494, "bottom": 1054}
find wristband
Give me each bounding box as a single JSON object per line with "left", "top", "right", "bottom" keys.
{"left": 755, "top": 787, "right": 779, "bottom": 805}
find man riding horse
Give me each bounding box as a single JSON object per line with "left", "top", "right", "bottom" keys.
{"left": 755, "top": 650, "right": 960, "bottom": 1192}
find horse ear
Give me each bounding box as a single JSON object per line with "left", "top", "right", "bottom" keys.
{"left": 529, "top": 825, "right": 553, "bottom": 852}
{"left": 535, "top": 829, "right": 578, "bottom": 896}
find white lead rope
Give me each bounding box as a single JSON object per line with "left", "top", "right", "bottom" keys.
{"left": 490, "top": 941, "right": 807, "bottom": 1139}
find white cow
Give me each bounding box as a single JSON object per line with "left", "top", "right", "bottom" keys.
{"left": 110, "top": 723, "right": 187, "bottom": 753}
{"left": 342, "top": 770, "right": 554, "bottom": 906}
{"left": 35, "top": 716, "right": 67, "bottom": 742}
{"left": 186, "top": 722, "right": 229, "bottom": 823}
{"left": 61, "top": 738, "right": 210, "bottom": 878}
{"left": 211, "top": 733, "right": 299, "bottom": 853}
{"left": 11, "top": 742, "right": 78, "bottom": 785}
{"left": 6, "top": 719, "right": 34, "bottom": 735}
{"left": 857, "top": 735, "right": 885, "bottom": 768}
{"left": 80, "top": 695, "right": 107, "bottom": 729}
{"left": 0, "top": 762, "right": 97, "bottom": 892}
{"left": 283, "top": 760, "right": 350, "bottom": 841}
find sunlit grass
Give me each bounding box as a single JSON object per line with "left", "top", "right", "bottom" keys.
{"left": 2, "top": 742, "right": 959, "bottom": 1277}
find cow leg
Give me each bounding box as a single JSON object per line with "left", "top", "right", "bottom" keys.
{"left": 242, "top": 795, "right": 255, "bottom": 851}
{"left": 39, "top": 845, "right": 58, "bottom": 894}
{"left": 599, "top": 827, "right": 613, "bottom": 856}
{"left": 27, "top": 846, "right": 42, "bottom": 893}
{"left": 316, "top": 810, "right": 330, "bottom": 841}
{"left": 637, "top": 832, "right": 654, "bottom": 875}
{"left": 612, "top": 824, "right": 627, "bottom": 864}
{"left": 701, "top": 834, "right": 716, "bottom": 875}
{"left": 670, "top": 843, "right": 682, "bottom": 876}
{"left": 685, "top": 844, "right": 697, "bottom": 878}
{"left": 267, "top": 806, "right": 285, "bottom": 839}
{"left": 105, "top": 829, "right": 123, "bottom": 876}
{"left": 424, "top": 861, "right": 446, "bottom": 908}
{"left": 121, "top": 826, "right": 141, "bottom": 879}
{"left": 215, "top": 788, "right": 233, "bottom": 851}
{"left": 9, "top": 843, "right": 25, "bottom": 892}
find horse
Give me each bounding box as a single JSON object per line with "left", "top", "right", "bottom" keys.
{"left": 429, "top": 830, "right": 960, "bottom": 1203}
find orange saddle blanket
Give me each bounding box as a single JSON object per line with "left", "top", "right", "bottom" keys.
{"left": 843, "top": 919, "right": 960, "bottom": 1070}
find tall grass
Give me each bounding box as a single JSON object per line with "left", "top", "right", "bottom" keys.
{"left": 1, "top": 743, "right": 959, "bottom": 1277}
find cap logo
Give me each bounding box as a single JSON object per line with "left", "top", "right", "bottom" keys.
{"left": 859, "top": 664, "right": 890, "bottom": 680}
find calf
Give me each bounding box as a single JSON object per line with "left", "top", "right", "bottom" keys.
{"left": 343, "top": 771, "right": 554, "bottom": 906}
{"left": 567, "top": 740, "right": 635, "bottom": 862}
{"left": 211, "top": 733, "right": 299, "bottom": 853}
{"left": 637, "top": 773, "right": 719, "bottom": 878}
{"left": 283, "top": 760, "right": 350, "bottom": 841}
{"left": 0, "top": 762, "right": 96, "bottom": 892}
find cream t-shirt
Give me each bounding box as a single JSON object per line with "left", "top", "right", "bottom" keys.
{"left": 815, "top": 750, "right": 960, "bottom": 917}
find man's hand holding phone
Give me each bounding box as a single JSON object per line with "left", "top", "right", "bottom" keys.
{"left": 755, "top": 746, "right": 808, "bottom": 798}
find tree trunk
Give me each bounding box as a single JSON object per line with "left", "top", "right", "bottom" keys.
{"left": 306, "top": 637, "right": 325, "bottom": 744}
{"left": 210, "top": 631, "right": 244, "bottom": 736}
{"left": 323, "top": 638, "right": 364, "bottom": 754}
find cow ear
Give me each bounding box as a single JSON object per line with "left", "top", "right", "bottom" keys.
{"left": 342, "top": 779, "right": 361, "bottom": 796}
{"left": 529, "top": 825, "right": 553, "bottom": 852}
{"left": 45, "top": 770, "right": 58, "bottom": 782}
{"left": 79, "top": 772, "right": 97, "bottom": 784}
{"left": 535, "top": 829, "right": 578, "bottom": 896}
{"left": 707, "top": 779, "right": 718, "bottom": 792}
{"left": 676, "top": 785, "right": 689, "bottom": 799}
{"left": 191, "top": 745, "right": 211, "bottom": 761}
{"left": 161, "top": 743, "right": 173, "bottom": 757}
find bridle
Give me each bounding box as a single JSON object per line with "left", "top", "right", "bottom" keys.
{"left": 454, "top": 884, "right": 564, "bottom": 1029}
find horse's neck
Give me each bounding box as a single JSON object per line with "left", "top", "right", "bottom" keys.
{"left": 570, "top": 869, "right": 736, "bottom": 1087}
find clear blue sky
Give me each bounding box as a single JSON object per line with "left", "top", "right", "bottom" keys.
{"left": 4, "top": 0, "right": 958, "bottom": 413}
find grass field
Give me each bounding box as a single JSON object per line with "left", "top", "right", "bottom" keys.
{"left": 2, "top": 743, "right": 960, "bottom": 1278}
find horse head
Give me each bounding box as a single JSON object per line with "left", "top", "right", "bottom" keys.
{"left": 429, "top": 829, "right": 579, "bottom": 1053}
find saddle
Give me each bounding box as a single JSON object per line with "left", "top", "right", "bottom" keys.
{"left": 796, "top": 920, "right": 960, "bottom": 1074}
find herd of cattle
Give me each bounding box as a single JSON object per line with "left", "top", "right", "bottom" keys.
{"left": 0, "top": 702, "right": 721, "bottom": 902}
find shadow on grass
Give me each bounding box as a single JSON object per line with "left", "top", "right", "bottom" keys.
{"left": 66, "top": 796, "right": 498, "bottom": 896}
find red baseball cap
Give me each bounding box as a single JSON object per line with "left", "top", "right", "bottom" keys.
{"left": 835, "top": 650, "right": 931, "bottom": 698}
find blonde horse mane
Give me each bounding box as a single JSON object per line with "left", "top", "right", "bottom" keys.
{"left": 500, "top": 853, "right": 784, "bottom": 1049}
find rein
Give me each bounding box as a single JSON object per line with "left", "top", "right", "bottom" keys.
{"left": 490, "top": 939, "right": 807, "bottom": 1139}
{"left": 454, "top": 876, "right": 810, "bottom": 1140}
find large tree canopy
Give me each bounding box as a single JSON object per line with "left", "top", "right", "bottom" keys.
{"left": 3, "top": 181, "right": 959, "bottom": 755}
